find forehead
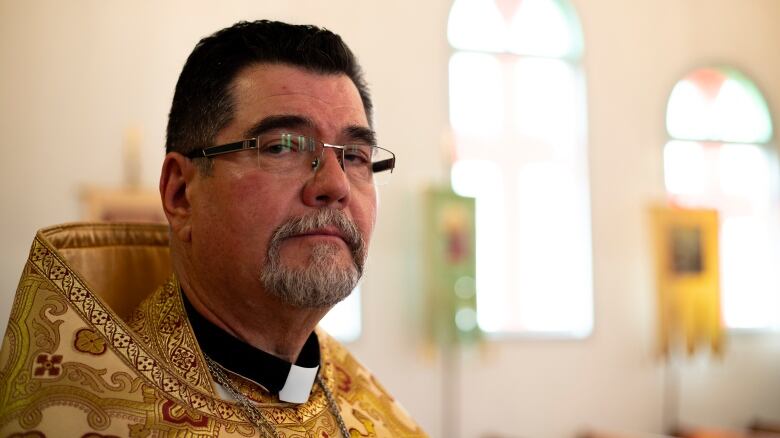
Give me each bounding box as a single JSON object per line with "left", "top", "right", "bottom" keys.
{"left": 223, "top": 63, "right": 368, "bottom": 140}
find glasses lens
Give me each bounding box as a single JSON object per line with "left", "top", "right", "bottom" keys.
{"left": 255, "top": 133, "right": 318, "bottom": 173}
{"left": 253, "top": 133, "right": 394, "bottom": 186}
{"left": 340, "top": 145, "right": 394, "bottom": 186}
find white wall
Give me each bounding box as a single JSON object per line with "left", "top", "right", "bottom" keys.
{"left": 1, "top": 1, "right": 778, "bottom": 437}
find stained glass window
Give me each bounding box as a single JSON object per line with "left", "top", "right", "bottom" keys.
{"left": 664, "top": 67, "right": 780, "bottom": 330}
{"left": 667, "top": 68, "right": 772, "bottom": 144}
{"left": 448, "top": 0, "right": 592, "bottom": 336}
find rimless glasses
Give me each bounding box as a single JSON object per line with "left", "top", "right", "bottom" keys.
{"left": 185, "top": 132, "right": 395, "bottom": 186}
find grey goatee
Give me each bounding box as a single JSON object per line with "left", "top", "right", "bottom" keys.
{"left": 260, "top": 209, "right": 367, "bottom": 308}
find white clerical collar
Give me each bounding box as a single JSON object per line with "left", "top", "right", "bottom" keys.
{"left": 182, "top": 290, "right": 320, "bottom": 403}
{"left": 278, "top": 363, "right": 320, "bottom": 403}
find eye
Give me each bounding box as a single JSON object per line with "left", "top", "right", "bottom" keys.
{"left": 263, "top": 143, "right": 292, "bottom": 155}
{"left": 258, "top": 136, "right": 296, "bottom": 156}
{"left": 343, "top": 145, "right": 372, "bottom": 166}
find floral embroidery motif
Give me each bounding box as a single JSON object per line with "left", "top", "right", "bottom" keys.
{"left": 49, "top": 265, "right": 67, "bottom": 281}
{"left": 136, "top": 355, "right": 155, "bottom": 371}
{"left": 162, "top": 377, "right": 182, "bottom": 393}
{"left": 112, "top": 332, "right": 131, "bottom": 349}
{"left": 74, "top": 328, "right": 107, "bottom": 355}
{"left": 69, "top": 286, "right": 88, "bottom": 302}
{"left": 90, "top": 310, "right": 109, "bottom": 325}
{"left": 33, "top": 353, "right": 63, "bottom": 377}
{"left": 171, "top": 346, "right": 196, "bottom": 371}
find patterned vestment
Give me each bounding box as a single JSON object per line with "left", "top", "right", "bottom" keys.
{"left": 0, "top": 223, "right": 427, "bottom": 437}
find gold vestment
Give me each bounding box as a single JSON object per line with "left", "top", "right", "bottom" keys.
{"left": 0, "top": 223, "right": 426, "bottom": 437}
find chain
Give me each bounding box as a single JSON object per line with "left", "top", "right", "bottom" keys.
{"left": 206, "top": 356, "right": 282, "bottom": 438}
{"left": 317, "top": 374, "right": 351, "bottom": 438}
{"left": 205, "top": 355, "right": 350, "bottom": 438}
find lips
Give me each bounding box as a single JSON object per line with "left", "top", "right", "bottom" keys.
{"left": 292, "top": 227, "right": 347, "bottom": 243}
{"left": 267, "top": 209, "right": 367, "bottom": 270}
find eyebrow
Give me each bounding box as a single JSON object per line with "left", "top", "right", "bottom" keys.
{"left": 345, "top": 125, "right": 377, "bottom": 145}
{"left": 244, "top": 114, "right": 377, "bottom": 145}
{"left": 244, "top": 115, "right": 314, "bottom": 138}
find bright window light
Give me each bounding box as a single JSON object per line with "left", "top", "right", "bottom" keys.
{"left": 715, "top": 78, "right": 773, "bottom": 144}
{"left": 320, "top": 287, "right": 361, "bottom": 342}
{"left": 666, "top": 67, "right": 772, "bottom": 143}
{"left": 451, "top": 160, "right": 509, "bottom": 333}
{"left": 514, "top": 162, "right": 592, "bottom": 335}
{"left": 513, "top": 58, "right": 579, "bottom": 149}
{"left": 718, "top": 143, "right": 771, "bottom": 204}
{"left": 720, "top": 217, "right": 780, "bottom": 329}
{"left": 448, "top": 0, "right": 590, "bottom": 337}
{"left": 665, "top": 67, "right": 780, "bottom": 331}
{"left": 449, "top": 52, "right": 505, "bottom": 137}
{"left": 508, "top": 0, "right": 580, "bottom": 58}
{"left": 663, "top": 140, "right": 709, "bottom": 197}
{"left": 667, "top": 80, "right": 713, "bottom": 141}
{"left": 447, "top": 0, "right": 507, "bottom": 52}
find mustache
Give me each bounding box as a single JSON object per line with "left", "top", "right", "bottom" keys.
{"left": 268, "top": 209, "right": 366, "bottom": 265}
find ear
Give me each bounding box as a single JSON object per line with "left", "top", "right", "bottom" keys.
{"left": 159, "top": 152, "right": 197, "bottom": 242}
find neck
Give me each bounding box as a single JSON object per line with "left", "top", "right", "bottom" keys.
{"left": 177, "top": 270, "right": 329, "bottom": 363}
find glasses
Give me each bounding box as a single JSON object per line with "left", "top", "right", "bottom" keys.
{"left": 185, "top": 132, "right": 395, "bottom": 185}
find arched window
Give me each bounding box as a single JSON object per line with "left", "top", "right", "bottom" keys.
{"left": 447, "top": 0, "right": 592, "bottom": 336}
{"left": 664, "top": 67, "right": 780, "bottom": 330}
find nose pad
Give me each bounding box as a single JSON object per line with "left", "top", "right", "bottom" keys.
{"left": 312, "top": 147, "right": 345, "bottom": 174}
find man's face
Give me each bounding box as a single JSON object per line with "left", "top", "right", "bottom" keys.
{"left": 186, "top": 63, "right": 377, "bottom": 308}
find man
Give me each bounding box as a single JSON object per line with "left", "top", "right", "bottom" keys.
{"left": 0, "top": 20, "right": 426, "bottom": 437}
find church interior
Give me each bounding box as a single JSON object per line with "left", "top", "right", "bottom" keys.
{"left": 1, "top": 1, "right": 779, "bottom": 437}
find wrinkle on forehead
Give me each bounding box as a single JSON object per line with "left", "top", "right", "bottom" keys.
{"left": 223, "top": 64, "right": 369, "bottom": 142}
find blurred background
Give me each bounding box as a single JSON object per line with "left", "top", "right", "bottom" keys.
{"left": 1, "top": 1, "right": 779, "bottom": 437}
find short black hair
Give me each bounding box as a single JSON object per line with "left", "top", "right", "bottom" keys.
{"left": 165, "top": 20, "right": 372, "bottom": 165}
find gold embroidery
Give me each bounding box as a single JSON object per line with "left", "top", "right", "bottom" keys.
{"left": 349, "top": 408, "right": 377, "bottom": 437}
{"left": 0, "top": 224, "right": 427, "bottom": 437}
{"left": 74, "top": 329, "right": 107, "bottom": 355}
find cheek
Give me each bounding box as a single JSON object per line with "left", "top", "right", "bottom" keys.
{"left": 225, "top": 182, "right": 285, "bottom": 245}
{"left": 196, "top": 173, "right": 288, "bottom": 256}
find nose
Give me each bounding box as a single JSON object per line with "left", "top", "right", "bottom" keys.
{"left": 301, "top": 147, "right": 350, "bottom": 208}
